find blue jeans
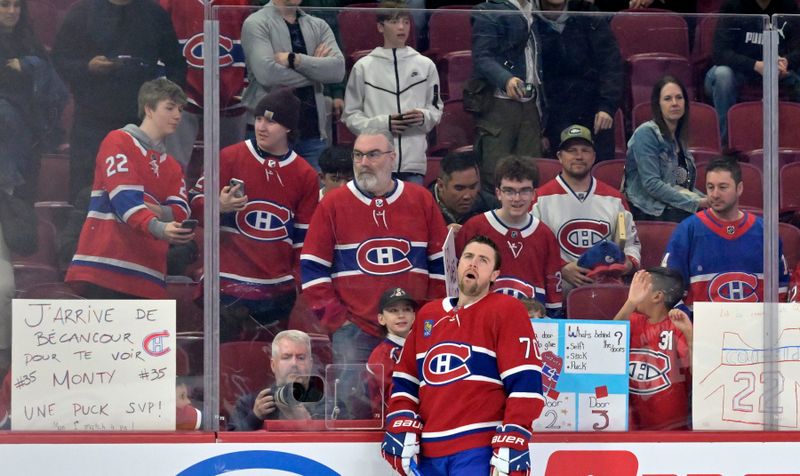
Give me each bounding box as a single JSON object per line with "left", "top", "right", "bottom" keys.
{"left": 332, "top": 321, "right": 382, "bottom": 365}
{"left": 0, "top": 99, "right": 33, "bottom": 190}
{"left": 417, "top": 446, "right": 493, "bottom": 476}
{"left": 331, "top": 322, "right": 382, "bottom": 419}
{"left": 394, "top": 172, "right": 424, "bottom": 185}
{"left": 294, "top": 137, "right": 328, "bottom": 172}
{"left": 705, "top": 65, "right": 800, "bottom": 146}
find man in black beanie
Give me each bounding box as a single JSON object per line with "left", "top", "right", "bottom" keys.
{"left": 189, "top": 87, "right": 320, "bottom": 341}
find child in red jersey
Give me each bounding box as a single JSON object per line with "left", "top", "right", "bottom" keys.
{"left": 366, "top": 287, "right": 417, "bottom": 417}
{"left": 615, "top": 267, "right": 693, "bottom": 430}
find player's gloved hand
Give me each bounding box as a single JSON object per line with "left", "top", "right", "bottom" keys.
{"left": 490, "top": 424, "right": 531, "bottom": 476}
{"left": 381, "top": 413, "right": 422, "bottom": 475}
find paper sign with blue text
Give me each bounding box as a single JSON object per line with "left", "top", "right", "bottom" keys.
{"left": 531, "top": 318, "right": 629, "bottom": 432}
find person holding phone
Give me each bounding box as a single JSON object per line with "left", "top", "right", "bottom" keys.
{"left": 65, "top": 78, "right": 193, "bottom": 299}
{"left": 468, "top": 0, "right": 544, "bottom": 194}
{"left": 190, "top": 88, "right": 319, "bottom": 341}
{"left": 342, "top": 1, "right": 442, "bottom": 185}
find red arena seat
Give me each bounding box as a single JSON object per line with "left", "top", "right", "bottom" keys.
{"left": 220, "top": 341, "right": 273, "bottom": 422}
{"left": 779, "top": 223, "right": 800, "bottom": 272}
{"left": 636, "top": 221, "right": 677, "bottom": 269}
{"left": 439, "top": 50, "right": 472, "bottom": 102}
{"left": 37, "top": 153, "right": 70, "bottom": 203}
{"left": 12, "top": 263, "right": 60, "bottom": 296}
{"left": 426, "top": 7, "right": 472, "bottom": 60}
{"left": 611, "top": 10, "right": 689, "bottom": 61}
{"left": 535, "top": 158, "right": 562, "bottom": 186}
{"left": 429, "top": 100, "right": 475, "bottom": 156}
{"left": 592, "top": 159, "right": 625, "bottom": 191}
{"left": 11, "top": 218, "right": 58, "bottom": 269}
{"left": 425, "top": 156, "right": 443, "bottom": 187}
{"left": 166, "top": 278, "right": 204, "bottom": 334}
{"left": 780, "top": 162, "right": 800, "bottom": 213}
{"left": 566, "top": 283, "right": 630, "bottom": 320}
{"left": 727, "top": 101, "right": 800, "bottom": 152}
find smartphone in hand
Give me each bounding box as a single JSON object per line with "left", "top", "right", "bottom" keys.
{"left": 180, "top": 219, "right": 198, "bottom": 230}
{"left": 229, "top": 178, "right": 245, "bottom": 198}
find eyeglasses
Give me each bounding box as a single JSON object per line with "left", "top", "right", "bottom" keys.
{"left": 499, "top": 187, "right": 534, "bottom": 198}
{"left": 353, "top": 149, "right": 393, "bottom": 162}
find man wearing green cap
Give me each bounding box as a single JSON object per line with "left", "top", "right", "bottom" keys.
{"left": 532, "top": 124, "right": 640, "bottom": 289}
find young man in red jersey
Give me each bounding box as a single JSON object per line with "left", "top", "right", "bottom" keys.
{"left": 66, "top": 78, "right": 193, "bottom": 299}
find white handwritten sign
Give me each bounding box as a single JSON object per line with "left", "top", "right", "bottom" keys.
{"left": 693, "top": 302, "right": 800, "bottom": 430}
{"left": 11, "top": 300, "right": 176, "bottom": 431}
{"left": 443, "top": 227, "right": 459, "bottom": 298}
{"left": 532, "top": 319, "right": 629, "bottom": 432}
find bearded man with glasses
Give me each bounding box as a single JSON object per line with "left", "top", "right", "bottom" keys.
{"left": 301, "top": 129, "right": 447, "bottom": 417}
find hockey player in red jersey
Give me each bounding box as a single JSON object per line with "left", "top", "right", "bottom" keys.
{"left": 615, "top": 268, "right": 693, "bottom": 430}
{"left": 190, "top": 88, "right": 319, "bottom": 340}
{"left": 66, "top": 78, "right": 193, "bottom": 299}
{"left": 457, "top": 156, "right": 563, "bottom": 316}
{"left": 366, "top": 287, "right": 417, "bottom": 417}
{"left": 382, "top": 235, "right": 544, "bottom": 475}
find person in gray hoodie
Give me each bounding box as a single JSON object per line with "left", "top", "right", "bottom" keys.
{"left": 343, "top": 1, "right": 442, "bottom": 184}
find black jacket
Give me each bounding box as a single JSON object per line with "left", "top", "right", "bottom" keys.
{"left": 536, "top": 1, "right": 623, "bottom": 135}
{"left": 713, "top": 0, "right": 800, "bottom": 79}
{"left": 51, "top": 0, "right": 186, "bottom": 123}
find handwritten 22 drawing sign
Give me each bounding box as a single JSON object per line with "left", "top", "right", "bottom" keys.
{"left": 531, "top": 319, "right": 629, "bottom": 432}
{"left": 693, "top": 302, "right": 800, "bottom": 430}
{"left": 11, "top": 300, "right": 177, "bottom": 431}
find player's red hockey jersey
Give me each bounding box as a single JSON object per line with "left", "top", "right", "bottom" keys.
{"left": 66, "top": 128, "right": 189, "bottom": 298}
{"left": 366, "top": 333, "right": 404, "bottom": 416}
{"left": 456, "top": 211, "right": 564, "bottom": 316}
{"left": 300, "top": 180, "right": 447, "bottom": 337}
{"left": 190, "top": 141, "right": 318, "bottom": 300}
{"left": 628, "top": 311, "right": 691, "bottom": 430}
{"left": 388, "top": 293, "right": 545, "bottom": 457}
{"left": 159, "top": 0, "right": 249, "bottom": 112}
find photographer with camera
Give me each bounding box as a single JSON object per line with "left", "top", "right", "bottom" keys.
{"left": 229, "top": 330, "right": 324, "bottom": 430}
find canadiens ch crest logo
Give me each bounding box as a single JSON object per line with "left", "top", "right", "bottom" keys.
{"left": 492, "top": 276, "right": 535, "bottom": 299}
{"left": 422, "top": 342, "right": 472, "bottom": 386}
{"left": 629, "top": 348, "right": 671, "bottom": 395}
{"left": 557, "top": 219, "right": 610, "bottom": 259}
{"left": 235, "top": 200, "right": 291, "bottom": 241}
{"left": 708, "top": 272, "right": 759, "bottom": 302}
{"left": 356, "top": 238, "right": 413, "bottom": 276}
{"left": 182, "top": 33, "right": 240, "bottom": 68}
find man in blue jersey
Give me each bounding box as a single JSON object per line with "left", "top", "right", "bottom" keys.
{"left": 663, "top": 155, "right": 788, "bottom": 307}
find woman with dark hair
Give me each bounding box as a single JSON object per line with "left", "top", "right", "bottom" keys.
{"left": 624, "top": 75, "right": 707, "bottom": 223}
{"left": 0, "top": 0, "right": 53, "bottom": 196}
